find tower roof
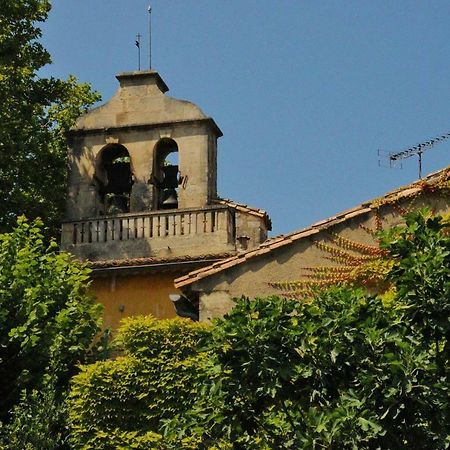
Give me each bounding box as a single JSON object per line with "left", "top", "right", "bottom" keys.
{"left": 73, "top": 70, "right": 221, "bottom": 135}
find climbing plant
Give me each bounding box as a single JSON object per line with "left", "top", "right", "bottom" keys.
{"left": 269, "top": 212, "right": 392, "bottom": 298}
{"left": 270, "top": 172, "right": 450, "bottom": 299}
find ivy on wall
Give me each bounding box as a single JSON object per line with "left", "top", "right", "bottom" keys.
{"left": 270, "top": 174, "right": 450, "bottom": 299}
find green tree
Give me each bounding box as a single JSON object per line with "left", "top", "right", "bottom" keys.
{"left": 0, "top": 0, "right": 100, "bottom": 236}
{"left": 381, "top": 210, "right": 450, "bottom": 376}
{"left": 0, "top": 217, "right": 103, "bottom": 445}
{"left": 66, "top": 210, "right": 450, "bottom": 449}
{"left": 164, "top": 210, "right": 450, "bottom": 449}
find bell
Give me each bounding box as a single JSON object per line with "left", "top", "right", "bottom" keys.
{"left": 162, "top": 189, "right": 178, "bottom": 207}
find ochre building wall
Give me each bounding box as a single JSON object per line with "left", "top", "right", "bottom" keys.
{"left": 92, "top": 272, "right": 178, "bottom": 330}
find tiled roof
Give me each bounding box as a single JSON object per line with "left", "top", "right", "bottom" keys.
{"left": 89, "top": 252, "right": 235, "bottom": 270}
{"left": 214, "top": 198, "right": 272, "bottom": 230}
{"left": 175, "top": 166, "right": 450, "bottom": 288}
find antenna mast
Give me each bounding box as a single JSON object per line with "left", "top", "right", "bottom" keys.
{"left": 385, "top": 132, "right": 450, "bottom": 179}
{"left": 148, "top": 4, "right": 152, "bottom": 69}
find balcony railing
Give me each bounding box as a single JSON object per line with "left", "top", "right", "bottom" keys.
{"left": 61, "top": 205, "right": 233, "bottom": 247}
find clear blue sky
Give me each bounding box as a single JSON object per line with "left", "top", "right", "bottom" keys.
{"left": 41, "top": 1, "right": 450, "bottom": 236}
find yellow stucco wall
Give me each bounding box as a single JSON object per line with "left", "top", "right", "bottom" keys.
{"left": 92, "top": 271, "right": 179, "bottom": 330}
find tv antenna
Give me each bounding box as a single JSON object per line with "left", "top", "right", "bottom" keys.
{"left": 379, "top": 131, "right": 450, "bottom": 179}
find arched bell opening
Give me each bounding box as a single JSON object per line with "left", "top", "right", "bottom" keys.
{"left": 95, "top": 144, "right": 134, "bottom": 214}
{"left": 150, "top": 138, "right": 180, "bottom": 210}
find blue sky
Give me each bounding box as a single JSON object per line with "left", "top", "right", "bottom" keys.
{"left": 41, "top": 1, "right": 450, "bottom": 236}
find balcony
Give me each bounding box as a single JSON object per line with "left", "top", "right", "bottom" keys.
{"left": 61, "top": 205, "right": 236, "bottom": 262}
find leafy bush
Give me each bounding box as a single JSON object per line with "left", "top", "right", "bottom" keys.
{"left": 0, "top": 217, "right": 103, "bottom": 447}
{"left": 165, "top": 210, "right": 450, "bottom": 449}
{"left": 68, "top": 210, "right": 450, "bottom": 449}
{"left": 167, "top": 292, "right": 448, "bottom": 449}
{"left": 68, "top": 316, "right": 211, "bottom": 449}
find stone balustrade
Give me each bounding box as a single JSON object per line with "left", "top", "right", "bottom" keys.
{"left": 61, "top": 206, "right": 235, "bottom": 261}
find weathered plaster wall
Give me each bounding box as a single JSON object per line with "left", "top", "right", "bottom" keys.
{"left": 235, "top": 211, "right": 268, "bottom": 250}
{"left": 192, "top": 193, "right": 450, "bottom": 321}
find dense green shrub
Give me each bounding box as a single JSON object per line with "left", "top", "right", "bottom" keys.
{"left": 68, "top": 210, "right": 450, "bottom": 449}
{"left": 167, "top": 292, "right": 448, "bottom": 449}
{"left": 0, "top": 217, "right": 103, "bottom": 449}
{"left": 165, "top": 210, "right": 450, "bottom": 449}
{"left": 68, "top": 316, "right": 211, "bottom": 449}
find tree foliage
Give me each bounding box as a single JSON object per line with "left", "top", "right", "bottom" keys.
{"left": 0, "top": 217, "right": 103, "bottom": 434}
{"left": 68, "top": 316, "right": 211, "bottom": 449}
{"left": 0, "top": 0, "right": 100, "bottom": 235}
{"left": 1, "top": 379, "right": 69, "bottom": 449}
{"left": 67, "top": 210, "right": 450, "bottom": 449}
{"left": 166, "top": 293, "right": 448, "bottom": 449}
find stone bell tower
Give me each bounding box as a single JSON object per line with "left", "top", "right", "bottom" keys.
{"left": 61, "top": 70, "right": 271, "bottom": 326}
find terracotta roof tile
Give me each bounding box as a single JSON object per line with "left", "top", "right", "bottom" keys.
{"left": 289, "top": 228, "right": 321, "bottom": 241}
{"left": 175, "top": 274, "right": 191, "bottom": 283}
{"left": 174, "top": 166, "right": 450, "bottom": 289}
{"left": 218, "top": 259, "right": 244, "bottom": 270}
{"left": 214, "top": 198, "right": 272, "bottom": 230}
{"left": 344, "top": 207, "right": 372, "bottom": 220}
{"left": 268, "top": 239, "right": 293, "bottom": 250}
{"left": 89, "top": 252, "right": 235, "bottom": 270}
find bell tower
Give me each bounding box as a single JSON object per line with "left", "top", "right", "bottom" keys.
{"left": 61, "top": 70, "right": 270, "bottom": 326}
{"left": 65, "top": 71, "right": 220, "bottom": 220}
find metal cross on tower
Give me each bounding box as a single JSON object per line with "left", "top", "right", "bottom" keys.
{"left": 135, "top": 33, "right": 142, "bottom": 70}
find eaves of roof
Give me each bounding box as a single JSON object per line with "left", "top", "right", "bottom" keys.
{"left": 89, "top": 252, "right": 235, "bottom": 271}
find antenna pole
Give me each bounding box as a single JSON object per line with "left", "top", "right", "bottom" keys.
{"left": 136, "top": 34, "right": 141, "bottom": 70}
{"left": 148, "top": 4, "right": 152, "bottom": 69}
{"left": 383, "top": 131, "right": 450, "bottom": 177}
{"left": 418, "top": 151, "right": 422, "bottom": 179}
